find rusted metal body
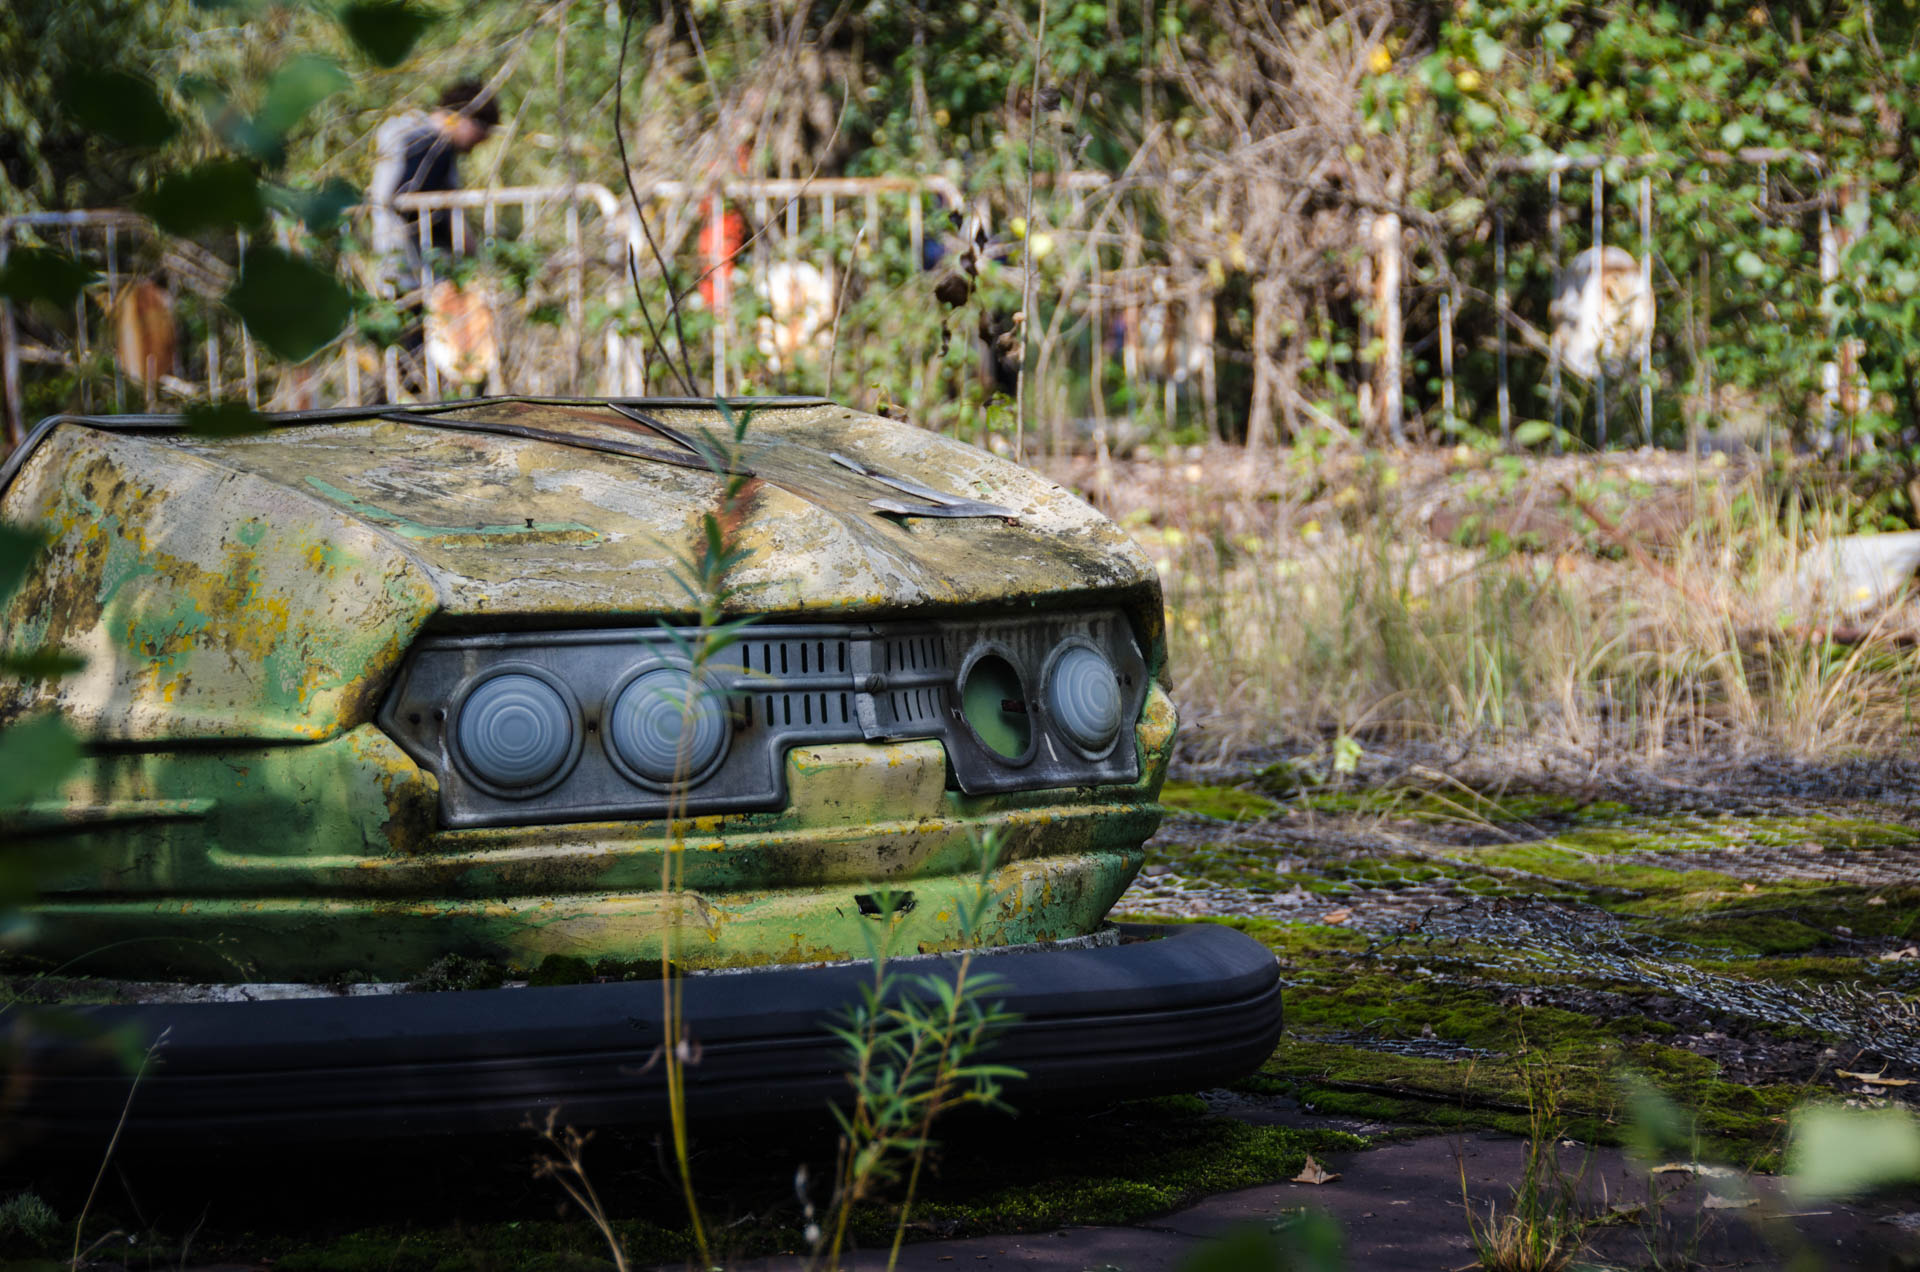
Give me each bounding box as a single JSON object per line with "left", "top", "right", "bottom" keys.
{"left": 1, "top": 398, "right": 1174, "bottom": 981}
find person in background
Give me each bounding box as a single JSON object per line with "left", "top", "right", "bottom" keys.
{"left": 369, "top": 78, "right": 500, "bottom": 292}
{"left": 368, "top": 79, "right": 500, "bottom": 397}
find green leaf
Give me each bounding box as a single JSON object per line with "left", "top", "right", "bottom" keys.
{"left": 1542, "top": 20, "right": 1574, "bottom": 49}
{"left": 137, "top": 160, "right": 266, "bottom": 236}
{"left": 0, "top": 651, "right": 85, "bottom": 680}
{"left": 1332, "top": 734, "right": 1363, "bottom": 775}
{"left": 1733, "top": 249, "right": 1766, "bottom": 279}
{"left": 1621, "top": 1073, "right": 1691, "bottom": 1162}
{"left": 1789, "top": 1105, "right": 1920, "bottom": 1200}
{"left": 183, "top": 400, "right": 275, "bottom": 438}
{"left": 0, "top": 715, "right": 82, "bottom": 808}
{"left": 1719, "top": 120, "right": 1745, "bottom": 148}
{"left": 238, "top": 55, "right": 351, "bottom": 161}
{"left": 340, "top": 0, "right": 439, "bottom": 67}
{"left": 224, "top": 246, "right": 353, "bottom": 362}
{"left": 267, "top": 179, "right": 361, "bottom": 232}
{"left": 55, "top": 69, "right": 179, "bottom": 149}
{"left": 0, "top": 248, "right": 95, "bottom": 310}
{"left": 1471, "top": 31, "right": 1505, "bottom": 73}
{"left": 0, "top": 523, "right": 46, "bottom": 604}
{"left": 1514, "top": 420, "right": 1555, "bottom": 448}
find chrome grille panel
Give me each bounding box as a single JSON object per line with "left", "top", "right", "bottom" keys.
{"left": 379, "top": 613, "right": 1148, "bottom": 829}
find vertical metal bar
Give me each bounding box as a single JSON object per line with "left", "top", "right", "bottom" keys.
{"left": 235, "top": 230, "right": 258, "bottom": 408}
{"left": 566, "top": 195, "right": 583, "bottom": 393}
{"left": 0, "top": 229, "right": 21, "bottom": 445}
{"left": 1440, "top": 286, "right": 1455, "bottom": 429}
{"left": 1548, "top": 169, "right": 1563, "bottom": 449}
{"left": 1639, "top": 175, "right": 1653, "bottom": 447}
{"left": 68, "top": 228, "right": 91, "bottom": 413}
{"left": 346, "top": 337, "right": 361, "bottom": 404}
{"left": 1592, "top": 167, "right": 1606, "bottom": 449}
{"left": 1495, "top": 210, "right": 1510, "bottom": 448}
{"left": 240, "top": 328, "right": 259, "bottom": 408}
{"left": 910, "top": 191, "right": 927, "bottom": 418}
{"left": 754, "top": 195, "right": 771, "bottom": 273}
{"left": 1090, "top": 241, "right": 1107, "bottom": 434}
{"left": 821, "top": 191, "right": 837, "bottom": 345}
{"left": 106, "top": 224, "right": 125, "bottom": 411}
{"left": 860, "top": 191, "right": 879, "bottom": 391}
{"left": 1821, "top": 199, "right": 1838, "bottom": 443}
{"left": 908, "top": 192, "right": 923, "bottom": 275}
{"left": 710, "top": 188, "right": 727, "bottom": 396}
{"left": 417, "top": 211, "right": 439, "bottom": 399}
{"left": 207, "top": 326, "right": 222, "bottom": 399}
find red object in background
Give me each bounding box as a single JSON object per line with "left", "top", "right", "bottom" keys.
{"left": 699, "top": 206, "right": 746, "bottom": 312}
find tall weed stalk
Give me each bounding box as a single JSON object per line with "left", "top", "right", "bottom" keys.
{"left": 816, "top": 832, "right": 1022, "bottom": 1272}
{"left": 1459, "top": 1042, "right": 1590, "bottom": 1272}
{"left": 537, "top": 405, "right": 1025, "bottom": 1272}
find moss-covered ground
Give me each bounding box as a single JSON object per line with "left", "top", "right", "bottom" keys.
{"left": 1121, "top": 768, "right": 1920, "bottom": 1173}
{"left": 5, "top": 768, "right": 1917, "bottom": 1268}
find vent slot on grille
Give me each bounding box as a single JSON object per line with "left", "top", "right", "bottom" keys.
{"left": 759, "top": 691, "right": 854, "bottom": 730}
{"left": 744, "top": 637, "right": 851, "bottom": 681}
{"left": 883, "top": 634, "right": 945, "bottom": 675}
{"left": 887, "top": 685, "right": 946, "bottom": 726}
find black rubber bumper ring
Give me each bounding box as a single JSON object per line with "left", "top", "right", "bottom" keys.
{"left": 5, "top": 922, "right": 1283, "bottom": 1145}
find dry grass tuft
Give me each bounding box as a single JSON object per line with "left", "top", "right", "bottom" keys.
{"left": 1050, "top": 445, "right": 1920, "bottom": 767}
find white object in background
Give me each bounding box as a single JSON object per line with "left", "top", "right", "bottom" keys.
{"left": 1551, "top": 245, "right": 1655, "bottom": 381}
{"left": 754, "top": 260, "right": 833, "bottom": 371}
{"left": 1801, "top": 531, "right": 1920, "bottom": 616}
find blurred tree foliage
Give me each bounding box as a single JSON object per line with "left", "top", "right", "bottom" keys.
{"left": 0, "top": 0, "right": 190, "bottom": 212}
{"left": 1405, "top": 0, "right": 1920, "bottom": 454}
{"left": 3, "top": 0, "right": 1919, "bottom": 456}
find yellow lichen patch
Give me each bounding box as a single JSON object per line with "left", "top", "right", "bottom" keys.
{"left": 1, "top": 426, "right": 439, "bottom": 741}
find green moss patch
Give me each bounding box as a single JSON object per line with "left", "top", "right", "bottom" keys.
{"left": 1160, "top": 780, "right": 1282, "bottom": 821}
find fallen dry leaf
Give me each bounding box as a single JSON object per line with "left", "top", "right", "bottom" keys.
{"left": 1703, "top": 1195, "right": 1757, "bottom": 1210}
{"left": 1838, "top": 1070, "right": 1913, "bottom": 1087}
{"left": 1878, "top": 947, "right": 1920, "bottom": 963}
{"left": 1321, "top": 908, "right": 1352, "bottom": 925}
{"left": 1292, "top": 1154, "right": 1340, "bottom": 1185}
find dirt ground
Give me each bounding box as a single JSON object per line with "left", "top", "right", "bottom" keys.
{"left": 742, "top": 1132, "right": 1916, "bottom": 1272}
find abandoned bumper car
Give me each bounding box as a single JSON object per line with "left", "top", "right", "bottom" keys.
{"left": 0, "top": 397, "right": 1282, "bottom": 1142}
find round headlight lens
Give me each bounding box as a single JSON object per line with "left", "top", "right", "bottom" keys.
{"left": 456, "top": 673, "right": 577, "bottom": 791}
{"left": 1048, "top": 645, "right": 1123, "bottom": 754}
{"left": 609, "top": 667, "right": 729, "bottom": 786}
{"left": 959, "top": 652, "right": 1032, "bottom": 760}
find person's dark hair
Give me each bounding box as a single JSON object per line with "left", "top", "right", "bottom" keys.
{"left": 438, "top": 78, "right": 501, "bottom": 130}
